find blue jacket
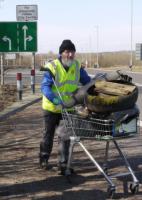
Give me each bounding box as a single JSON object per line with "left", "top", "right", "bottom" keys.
{"left": 41, "top": 67, "right": 91, "bottom": 103}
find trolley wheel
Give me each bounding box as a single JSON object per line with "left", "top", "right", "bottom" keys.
{"left": 129, "top": 183, "right": 139, "bottom": 194}
{"left": 66, "top": 175, "right": 72, "bottom": 183}
{"left": 65, "top": 168, "right": 72, "bottom": 183}
{"left": 107, "top": 186, "right": 115, "bottom": 198}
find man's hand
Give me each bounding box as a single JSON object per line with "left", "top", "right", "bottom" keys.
{"left": 53, "top": 97, "right": 63, "bottom": 105}
{"left": 53, "top": 97, "right": 76, "bottom": 108}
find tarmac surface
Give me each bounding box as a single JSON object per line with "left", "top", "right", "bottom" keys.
{"left": 0, "top": 87, "right": 142, "bottom": 200}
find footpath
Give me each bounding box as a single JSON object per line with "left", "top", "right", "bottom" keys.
{"left": 0, "top": 87, "right": 142, "bottom": 200}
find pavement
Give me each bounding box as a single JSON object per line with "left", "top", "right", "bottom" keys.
{"left": 0, "top": 85, "right": 42, "bottom": 121}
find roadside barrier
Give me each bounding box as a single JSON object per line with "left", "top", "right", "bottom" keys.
{"left": 31, "top": 69, "right": 35, "bottom": 94}
{"left": 17, "top": 73, "right": 22, "bottom": 100}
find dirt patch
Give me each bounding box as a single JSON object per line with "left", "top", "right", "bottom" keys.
{"left": 0, "top": 84, "right": 17, "bottom": 112}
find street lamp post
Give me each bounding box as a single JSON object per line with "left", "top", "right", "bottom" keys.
{"left": 130, "top": 0, "right": 133, "bottom": 70}
{"left": 94, "top": 25, "right": 99, "bottom": 68}
{"left": 89, "top": 36, "right": 92, "bottom": 67}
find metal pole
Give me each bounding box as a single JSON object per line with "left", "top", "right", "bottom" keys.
{"left": 17, "top": 73, "right": 22, "bottom": 100}
{"left": 81, "top": 47, "right": 84, "bottom": 63}
{"left": 89, "top": 36, "right": 92, "bottom": 67}
{"left": 32, "top": 52, "right": 36, "bottom": 70}
{"left": 31, "top": 69, "right": 35, "bottom": 94}
{"left": 95, "top": 25, "right": 99, "bottom": 68}
{"left": 97, "top": 25, "right": 99, "bottom": 68}
{"left": 0, "top": 53, "right": 4, "bottom": 85}
{"left": 31, "top": 52, "right": 36, "bottom": 92}
{"left": 130, "top": 0, "right": 133, "bottom": 70}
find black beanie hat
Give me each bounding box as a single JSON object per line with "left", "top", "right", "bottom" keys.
{"left": 59, "top": 40, "right": 76, "bottom": 54}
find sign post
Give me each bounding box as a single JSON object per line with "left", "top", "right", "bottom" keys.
{"left": 17, "top": 73, "right": 22, "bottom": 100}
{"left": 31, "top": 69, "right": 35, "bottom": 94}
{"left": 0, "top": 53, "right": 4, "bottom": 85}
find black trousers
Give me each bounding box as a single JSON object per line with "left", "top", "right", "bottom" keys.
{"left": 40, "top": 110, "right": 70, "bottom": 164}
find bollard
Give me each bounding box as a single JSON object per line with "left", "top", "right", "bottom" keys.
{"left": 17, "top": 73, "right": 22, "bottom": 100}
{"left": 31, "top": 69, "right": 35, "bottom": 94}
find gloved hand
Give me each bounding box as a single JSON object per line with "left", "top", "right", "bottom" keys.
{"left": 53, "top": 97, "right": 76, "bottom": 108}
{"left": 53, "top": 97, "right": 63, "bottom": 105}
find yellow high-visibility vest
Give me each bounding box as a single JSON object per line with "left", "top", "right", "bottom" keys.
{"left": 42, "top": 59, "right": 80, "bottom": 113}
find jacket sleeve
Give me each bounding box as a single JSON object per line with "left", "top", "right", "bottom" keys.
{"left": 41, "top": 71, "right": 56, "bottom": 102}
{"left": 80, "top": 67, "right": 91, "bottom": 85}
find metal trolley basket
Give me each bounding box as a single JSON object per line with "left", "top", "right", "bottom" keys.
{"left": 62, "top": 107, "right": 140, "bottom": 198}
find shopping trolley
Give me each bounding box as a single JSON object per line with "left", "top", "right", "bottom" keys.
{"left": 62, "top": 106, "right": 140, "bottom": 198}
{"left": 52, "top": 77, "right": 140, "bottom": 198}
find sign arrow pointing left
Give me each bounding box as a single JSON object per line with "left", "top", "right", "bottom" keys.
{"left": 2, "top": 36, "right": 12, "bottom": 51}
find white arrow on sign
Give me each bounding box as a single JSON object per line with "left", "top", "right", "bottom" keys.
{"left": 26, "top": 35, "right": 33, "bottom": 42}
{"left": 2, "top": 36, "right": 12, "bottom": 51}
{"left": 22, "top": 25, "right": 33, "bottom": 50}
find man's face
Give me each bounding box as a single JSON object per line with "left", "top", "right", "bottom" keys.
{"left": 61, "top": 50, "right": 75, "bottom": 67}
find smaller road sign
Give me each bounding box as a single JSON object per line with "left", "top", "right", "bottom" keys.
{"left": 16, "top": 5, "right": 38, "bottom": 21}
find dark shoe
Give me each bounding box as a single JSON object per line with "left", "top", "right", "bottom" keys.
{"left": 39, "top": 152, "right": 49, "bottom": 169}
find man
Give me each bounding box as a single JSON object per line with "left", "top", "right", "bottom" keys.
{"left": 40, "top": 39, "right": 91, "bottom": 174}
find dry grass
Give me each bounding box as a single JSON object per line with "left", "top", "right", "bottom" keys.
{"left": 0, "top": 85, "right": 17, "bottom": 112}
{"left": 100, "top": 65, "right": 142, "bottom": 72}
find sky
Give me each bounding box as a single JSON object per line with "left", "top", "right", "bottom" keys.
{"left": 0, "top": 0, "right": 142, "bottom": 54}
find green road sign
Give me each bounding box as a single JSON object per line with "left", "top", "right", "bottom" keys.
{"left": 0, "top": 22, "right": 37, "bottom": 52}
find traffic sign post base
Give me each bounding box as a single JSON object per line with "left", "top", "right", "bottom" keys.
{"left": 17, "top": 73, "right": 22, "bottom": 100}
{"left": 31, "top": 69, "right": 35, "bottom": 94}
{"left": 31, "top": 84, "right": 35, "bottom": 94}
{"left": 17, "top": 90, "right": 22, "bottom": 101}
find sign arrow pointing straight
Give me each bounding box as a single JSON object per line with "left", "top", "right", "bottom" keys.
{"left": 22, "top": 25, "right": 33, "bottom": 51}
{"left": 22, "top": 25, "right": 28, "bottom": 50}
